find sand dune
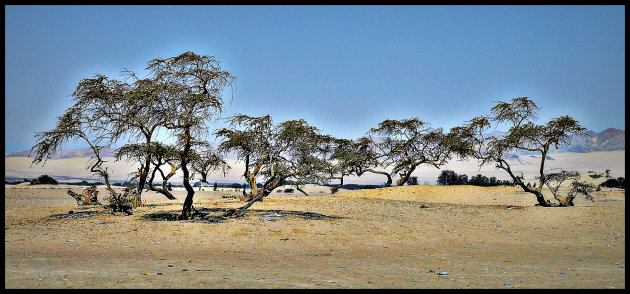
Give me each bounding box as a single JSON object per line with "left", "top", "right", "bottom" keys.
{"left": 5, "top": 151, "right": 625, "bottom": 186}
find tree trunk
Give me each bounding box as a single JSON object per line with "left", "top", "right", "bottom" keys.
{"left": 157, "top": 177, "right": 177, "bottom": 200}
{"left": 148, "top": 164, "right": 177, "bottom": 200}
{"left": 224, "top": 190, "right": 269, "bottom": 218}
{"left": 396, "top": 164, "right": 418, "bottom": 186}
{"left": 367, "top": 169, "right": 392, "bottom": 187}
{"left": 135, "top": 137, "right": 153, "bottom": 205}
{"left": 554, "top": 193, "right": 575, "bottom": 207}
{"left": 331, "top": 176, "right": 343, "bottom": 194}
{"left": 224, "top": 176, "right": 286, "bottom": 218}
{"left": 150, "top": 186, "right": 177, "bottom": 200}
{"left": 296, "top": 184, "right": 309, "bottom": 196}
{"left": 67, "top": 187, "right": 101, "bottom": 206}
{"left": 179, "top": 127, "right": 195, "bottom": 220}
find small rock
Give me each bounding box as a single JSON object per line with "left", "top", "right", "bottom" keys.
{"left": 68, "top": 211, "right": 74, "bottom": 214}
{"left": 154, "top": 272, "right": 162, "bottom": 275}
{"left": 437, "top": 271, "right": 448, "bottom": 275}
{"left": 504, "top": 282, "right": 512, "bottom": 285}
{"left": 168, "top": 264, "right": 174, "bottom": 267}
{"left": 93, "top": 221, "right": 104, "bottom": 224}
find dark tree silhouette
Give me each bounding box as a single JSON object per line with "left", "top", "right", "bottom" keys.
{"left": 437, "top": 170, "right": 459, "bottom": 185}
{"left": 30, "top": 174, "right": 58, "bottom": 185}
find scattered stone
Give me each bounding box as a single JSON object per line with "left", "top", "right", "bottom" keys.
{"left": 437, "top": 272, "right": 448, "bottom": 275}
{"left": 168, "top": 264, "right": 174, "bottom": 267}
{"left": 93, "top": 221, "right": 104, "bottom": 224}
{"left": 68, "top": 211, "right": 74, "bottom": 214}
{"left": 154, "top": 272, "right": 162, "bottom": 275}
{"left": 504, "top": 282, "right": 512, "bottom": 285}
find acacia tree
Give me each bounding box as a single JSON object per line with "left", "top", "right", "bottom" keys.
{"left": 540, "top": 169, "right": 595, "bottom": 206}
{"left": 111, "top": 76, "right": 174, "bottom": 201}
{"left": 67, "top": 70, "right": 173, "bottom": 206}
{"left": 318, "top": 136, "right": 365, "bottom": 194}
{"left": 448, "top": 97, "right": 588, "bottom": 207}
{"left": 368, "top": 118, "right": 452, "bottom": 186}
{"left": 30, "top": 106, "right": 133, "bottom": 213}
{"left": 216, "top": 114, "right": 323, "bottom": 217}
{"left": 189, "top": 143, "right": 231, "bottom": 187}
{"left": 350, "top": 136, "right": 394, "bottom": 187}
{"left": 146, "top": 143, "right": 182, "bottom": 200}
{"left": 148, "top": 52, "right": 236, "bottom": 219}
{"left": 285, "top": 135, "right": 329, "bottom": 196}
{"left": 115, "top": 142, "right": 183, "bottom": 200}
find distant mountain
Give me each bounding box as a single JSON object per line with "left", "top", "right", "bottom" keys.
{"left": 489, "top": 128, "right": 624, "bottom": 154}
{"left": 5, "top": 147, "right": 116, "bottom": 159}
{"left": 5, "top": 128, "right": 623, "bottom": 159}
{"left": 560, "top": 128, "right": 625, "bottom": 153}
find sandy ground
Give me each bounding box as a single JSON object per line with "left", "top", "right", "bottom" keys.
{"left": 4, "top": 183, "right": 625, "bottom": 289}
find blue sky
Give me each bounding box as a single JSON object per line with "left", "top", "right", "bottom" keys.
{"left": 5, "top": 5, "right": 625, "bottom": 153}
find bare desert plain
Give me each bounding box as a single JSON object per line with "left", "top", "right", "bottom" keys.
{"left": 4, "top": 180, "right": 625, "bottom": 289}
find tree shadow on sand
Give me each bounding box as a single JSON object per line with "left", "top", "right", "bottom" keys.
{"left": 141, "top": 207, "right": 343, "bottom": 223}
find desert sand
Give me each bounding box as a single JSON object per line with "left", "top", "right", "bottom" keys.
{"left": 5, "top": 150, "right": 625, "bottom": 185}
{"left": 4, "top": 181, "right": 625, "bottom": 289}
